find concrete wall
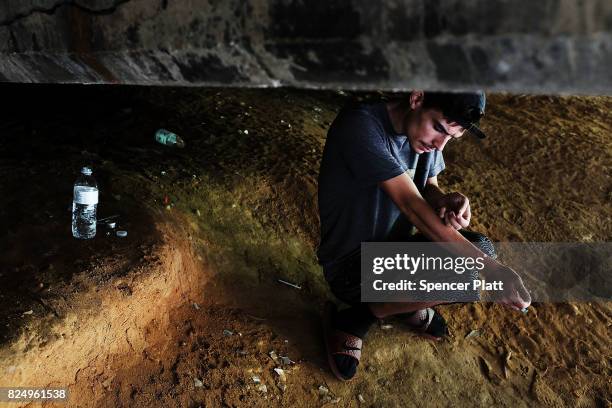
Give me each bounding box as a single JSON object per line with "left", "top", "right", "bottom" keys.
{"left": 1, "top": 0, "right": 611, "bottom": 93}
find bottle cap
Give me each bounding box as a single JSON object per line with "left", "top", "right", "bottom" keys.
{"left": 81, "top": 167, "right": 93, "bottom": 176}
{"left": 116, "top": 230, "right": 128, "bottom": 238}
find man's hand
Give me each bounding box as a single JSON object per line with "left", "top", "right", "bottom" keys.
{"left": 438, "top": 192, "right": 471, "bottom": 230}
{"left": 486, "top": 263, "right": 532, "bottom": 311}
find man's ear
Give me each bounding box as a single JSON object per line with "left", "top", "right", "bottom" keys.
{"left": 409, "top": 90, "right": 424, "bottom": 110}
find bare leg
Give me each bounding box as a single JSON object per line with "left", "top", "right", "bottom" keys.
{"left": 368, "top": 301, "right": 448, "bottom": 319}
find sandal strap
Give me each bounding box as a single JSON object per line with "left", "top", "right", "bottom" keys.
{"left": 329, "top": 331, "right": 362, "bottom": 361}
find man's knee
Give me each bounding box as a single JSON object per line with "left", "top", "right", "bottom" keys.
{"left": 460, "top": 231, "right": 497, "bottom": 259}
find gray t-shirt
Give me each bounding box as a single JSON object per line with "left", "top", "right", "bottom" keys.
{"left": 317, "top": 101, "right": 445, "bottom": 279}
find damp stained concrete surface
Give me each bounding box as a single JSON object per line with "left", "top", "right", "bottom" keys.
{"left": 0, "top": 84, "right": 610, "bottom": 407}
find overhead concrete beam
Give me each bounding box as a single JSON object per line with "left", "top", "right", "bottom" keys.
{"left": 1, "top": 0, "right": 611, "bottom": 93}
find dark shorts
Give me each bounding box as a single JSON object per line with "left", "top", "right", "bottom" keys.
{"left": 325, "top": 230, "right": 496, "bottom": 306}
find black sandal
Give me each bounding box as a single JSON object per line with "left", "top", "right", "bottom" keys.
{"left": 323, "top": 302, "right": 363, "bottom": 381}
{"left": 403, "top": 308, "right": 448, "bottom": 341}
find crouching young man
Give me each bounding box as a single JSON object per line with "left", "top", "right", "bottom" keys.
{"left": 317, "top": 91, "right": 531, "bottom": 381}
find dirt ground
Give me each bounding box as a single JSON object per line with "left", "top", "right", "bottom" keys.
{"left": 0, "top": 84, "right": 610, "bottom": 407}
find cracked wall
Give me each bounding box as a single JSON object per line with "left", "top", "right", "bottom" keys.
{"left": 1, "top": 0, "right": 611, "bottom": 93}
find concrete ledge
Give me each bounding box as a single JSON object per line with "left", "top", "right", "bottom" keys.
{"left": 1, "top": 0, "right": 611, "bottom": 93}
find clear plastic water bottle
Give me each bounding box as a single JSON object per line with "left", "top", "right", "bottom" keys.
{"left": 72, "top": 167, "right": 98, "bottom": 239}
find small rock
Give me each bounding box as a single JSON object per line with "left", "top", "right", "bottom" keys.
{"left": 280, "top": 356, "right": 294, "bottom": 365}
{"left": 479, "top": 356, "right": 492, "bottom": 377}
{"left": 479, "top": 356, "right": 502, "bottom": 385}
{"left": 256, "top": 384, "right": 267, "bottom": 393}
{"left": 194, "top": 378, "right": 203, "bottom": 388}
{"left": 318, "top": 385, "right": 329, "bottom": 396}
{"left": 433, "top": 375, "right": 440, "bottom": 383}
{"left": 503, "top": 350, "right": 513, "bottom": 379}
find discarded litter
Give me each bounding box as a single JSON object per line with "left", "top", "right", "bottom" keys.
{"left": 280, "top": 356, "right": 294, "bottom": 365}
{"left": 251, "top": 375, "right": 261, "bottom": 384}
{"left": 520, "top": 307, "right": 529, "bottom": 314}
{"left": 155, "top": 129, "right": 186, "bottom": 148}
{"left": 194, "top": 378, "right": 203, "bottom": 388}
{"left": 465, "top": 329, "right": 482, "bottom": 339}
{"left": 380, "top": 324, "right": 393, "bottom": 330}
{"left": 107, "top": 222, "right": 116, "bottom": 229}
{"left": 98, "top": 214, "right": 119, "bottom": 223}
{"left": 22, "top": 310, "right": 33, "bottom": 316}
{"left": 273, "top": 368, "right": 286, "bottom": 382}
{"left": 357, "top": 394, "right": 365, "bottom": 403}
{"left": 192, "top": 302, "right": 200, "bottom": 310}
{"left": 116, "top": 230, "right": 128, "bottom": 238}
{"left": 72, "top": 167, "right": 98, "bottom": 239}
{"left": 277, "top": 279, "right": 302, "bottom": 290}
{"left": 256, "top": 384, "right": 267, "bottom": 393}
{"left": 269, "top": 351, "right": 280, "bottom": 364}
{"left": 223, "top": 329, "right": 233, "bottom": 336}
{"left": 318, "top": 385, "right": 329, "bottom": 396}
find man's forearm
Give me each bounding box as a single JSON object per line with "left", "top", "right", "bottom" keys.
{"left": 422, "top": 183, "right": 446, "bottom": 209}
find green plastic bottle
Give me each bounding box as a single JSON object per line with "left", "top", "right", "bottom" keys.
{"left": 155, "top": 129, "right": 185, "bottom": 148}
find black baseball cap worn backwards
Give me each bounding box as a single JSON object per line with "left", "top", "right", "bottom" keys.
{"left": 425, "top": 91, "right": 487, "bottom": 139}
